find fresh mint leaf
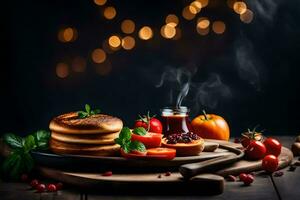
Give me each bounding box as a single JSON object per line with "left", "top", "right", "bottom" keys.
{"left": 78, "top": 111, "right": 88, "bottom": 119}
{"left": 129, "top": 141, "right": 146, "bottom": 152}
{"left": 85, "top": 104, "right": 91, "bottom": 114}
{"left": 132, "top": 127, "right": 147, "bottom": 136}
{"left": 77, "top": 104, "right": 101, "bottom": 119}
{"left": 24, "top": 135, "right": 36, "bottom": 152}
{"left": 3, "top": 133, "right": 24, "bottom": 149}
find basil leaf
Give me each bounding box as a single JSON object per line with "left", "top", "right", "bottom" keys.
{"left": 78, "top": 111, "right": 88, "bottom": 119}
{"left": 122, "top": 143, "right": 130, "bottom": 153}
{"left": 132, "top": 127, "right": 147, "bottom": 136}
{"left": 10, "top": 154, "right": 22, "bottom": 179}
{"left": 91, "top": 109, "right": 101, "bottom": 115}
{"left": 3, "top": 133, "right": 24, "bottom": 149}
{"left": 119, "top": 127, "right": 132, "bottom": 142}
{"left": 33, "top": 130, "right": 50, "bottom": 149}
{"left": 22, "top": 152, "right": 34, "bottom": 172}
{"left": 129, "top": 141, "right": 146, "bottom": 152}
{"left": 24, "top": 135, "right": 36, "bottom": 152}
{"left": 85, "top": 104, "right": 91, "bottom": 114}
{"left": 2, "top": 151, "right": 19, "bottom": 173}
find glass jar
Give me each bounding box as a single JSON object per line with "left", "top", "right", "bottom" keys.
{"left": 160, "top": 107, "right": 193, "bottom": 136}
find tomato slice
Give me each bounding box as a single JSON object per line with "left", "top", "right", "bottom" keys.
{"left": 147, "top": 148, "right": 176, "bottom": 160}
{"left": 120, "top": 148, "right": 147, "bottom": 159}
{"left": 131, "top": 132, "right": 162, "bottom": 148}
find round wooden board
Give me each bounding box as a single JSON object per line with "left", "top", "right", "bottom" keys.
{"left": 37, "top": 139, "right": 293, "bottom": 195}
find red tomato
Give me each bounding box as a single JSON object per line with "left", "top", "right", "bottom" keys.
{"left": 239, "top": 173, "right": 248, "bottom": 181}
{"left": 263, "top": 138, "right": 282, "bottom": 157}
{"left": 120, "top": 148, "right": 147, "bottom": 159}
{"left": 240, "top": 132, "right": 263, "bottom": 148}
{"left": 131, "top": 132, "right": 162, "bottom": 148}
{"left": 134, "top": 117, "right": 163, "bottom": 134}
{"left": 147, "top": 148, "right": 176, "bottom": 160}
{"left": 262, "top": 155, "right": 279, "bottom": 172}
{"left": 245, "top": 140, "right": 266, "bottom": 160}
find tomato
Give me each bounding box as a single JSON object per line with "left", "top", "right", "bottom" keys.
{"left": 263, "top": 138, "right": 282, "bottom": 157}
{"left": 131, "top": 132, "right": 162, "bottom": 148}
{"left": 240, "top": 131, "right": 263, "bottom": 148}
{"left": 120, "top": 148, "right": 147, "bottom": 159}
{"left": 147, "top": 148, "right": 176, "bottom": 160}
{"left": 191, "top": 111, "right": 230, "bottom": 141}
{"left": 245, "top": 140, "right": 266, "bottom": 160}
{"left": 134, "top": 113, "right": 163, "bottom": 134}
{"left": 239, "top": 173, "right": 248, "bottom": 181}
{"left": 262, "top": 155, "right": 279, "bottom": 172}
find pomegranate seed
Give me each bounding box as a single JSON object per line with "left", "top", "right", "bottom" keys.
{"left": 165, "top": 172, "right": 171, "bottom": 176}
{"left": 36, "top": 184, "right": 46, "bottom": 193}
{"left": 274, "top": 171, "right": 284, "bottom": 177}
{"left": 30, "top": 179, "right": 39, "bottom": 188}
{"left": 157, "top": 174, "right": 162, "bottom": 178}
{"left": 47, "top": 184, "right": 57, "bottom": 192}
{"left": 102, "top": 171, "right": 113, "bottom": 176}
{"left": 227, "top": 175, "right": 236, "bottom": 182}
{"left": 239, "top": 173, "right": 248, "bottom": 182}
{"left": 243, "top": 175, "right": 254, "bottom": 186}
{"left": 55, "top": 182, "right": 63, "bottom": 190}
{"left": 20, "top": 174, "right": 29, "bottom": 182}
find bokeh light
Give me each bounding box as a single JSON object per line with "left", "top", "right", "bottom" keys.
{"left": 92, "top": 48, "right": 106, "bottom": 63}
{"left": 161, "top": 24, "right": 176, "bottom": 39}
{"left": 240, "top": 9, "right": 254, "bottom": 23}
{"left": 103, "top": 6, "right": 116, "bottom": 20}
{"left": 197, "top": 27, "right": 209, "bottom": 35}
{"left": 95, "top": 60, "right": 112, "bottom": 76}
{"left": 212, "top": 21, "right": 226, "bottom": 34}
{"left": 72, "top": 57, "right": 86, "bottom": 72}
{"left": 56, "top": 62, "right": 69, "bottom": 78}
{"left": 197, "top": 17, "right": 210, "bottom": 29}
{"left": 190, "top": 1, "right": 202, "bottom": 13}
{"left": 233, "top": 1, "right": 247, "bottom": 14}
{"left": 138, "top": 26, "right": 153, "bottom": 40}
{"left": 58, "top": 27, "right": 78, "bottom": 43}
{"left": 94, "top": 0, "right": 106, "bottom": 6}
{"left": 182, "top": 6, "right": 195, "bottom": 20}
{"left": 102, "top": 40, "right": 115, "bottom": 54}
{"left": 121, "top": 19, "right": 135, "bottom": 34}
{"left": 122, "top": 36, "right": 135, "bottom": 50}
{"left": 165, "top": 14, "right": 179, "bottom": 27}
{"left": 172, "top": 27, "right": 182, "bottom": 40}
{"left": 197, "top": 0, "right": 209, "bottom": 7}
{"left": 108, "top": 35, "right": 121, "bottom": 48}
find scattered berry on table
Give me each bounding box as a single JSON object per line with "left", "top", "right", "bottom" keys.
{"left": 239, "top": 173, "right": 248, "bottom": 182}
{"left": 227, "top": 175, "right": 236, "bottom": 182}
{"left": 102, "top": 171, "right": 113, "bottom": 176}
{"left": 243, "top": 174, "right": 254, "bottom": 186}
{"left": 47, "top": 184, "right": 57, "bottom": 192}
{"left": 30, "top": 179, "right": 39, "bottom": 188}
{"left": 165, "top": 172, "right": 171, "bottom": 176}
{"left": 157, "top": 174, "right": 162, "bottom": 178}
{"left": 36, "top": 184, "right": 46, "bottom": 193}
{"left": 55, "top": 182, "right": 63, "bottom": 190}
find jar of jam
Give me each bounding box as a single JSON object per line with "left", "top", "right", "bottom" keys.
{"left": 160, "top": 107, "right": 193, "bottom": 136}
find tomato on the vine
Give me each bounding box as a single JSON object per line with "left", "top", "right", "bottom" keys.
{"left": 263, "top": 138, "right": 282, "bottom": 157}
{"left": 134, "top": 112, "right": 163, "bottom": 134}
{"left": 262, "top": 155, "right": 279, "bottom": 172}
{"left": 240, "top": 128, "right": 263, "bottom": 148}
{"left": 245, "top": 140, "right": 266, "bottom": 160}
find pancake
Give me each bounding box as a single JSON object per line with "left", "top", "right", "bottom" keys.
{"left": 49, "top": 112, "right": 123, "bottom": 134}
{"left": 51, "top": 131, "right": 120, "bottom": 144}
{"left": 49, "top": 138, "right": 120, "bottom": 156}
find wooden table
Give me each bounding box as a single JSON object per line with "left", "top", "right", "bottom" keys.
{"left": 1, "top": 136, "right": 299, "bottom": 200}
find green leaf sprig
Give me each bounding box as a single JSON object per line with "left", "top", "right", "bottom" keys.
{"left": 77, "top": 104, "right": 101, "bottom": 119}
{"left": 2, "top": 130, "right": 50, "bottom": 179}
{"left": 114, "top": 127, "right": 146, "bottom": 153}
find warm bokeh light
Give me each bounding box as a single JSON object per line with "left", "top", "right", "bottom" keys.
{"left": 103, "top": 6, "right": 116, "bottom": 20}
{"left": 56, "top": 62, "right": 69, "bottom": 78}
{"left": 172, "top": 27, "right": 182, "bottom": 40}
{"left": 165, "top": 14, "right": 179, "bottom": 27}
{"left": 240, "top": 9, "right": 254, "bottom": 23}
{"left": 92, "top": 48, "right": 106, "bottom": 63}
{"left": 138, "top": 26, "right": 153, "bottom": 40}
{"left": 197, "top": 27, "right": 209, "bottom": 35}
{"left": 233, "top": 1, "right": 247, "bottom": 14}
{"left": 58, "top": 27, "right": 78, "bottom": 43}
{"left": 122, "top": 36, "right": 135, "bottom": 50}
{"left": 196, "top": 0, "right": 209, "bottom": 7}
{"left": 190, "top": 1, "right": 202, "bottom": 13}
{"left": 161, "top": 24, "right": 176, "bottom": 39}
{"left": 212, "top": 21, "right": 226, "bottom": 34}
{"left": 226, "top": 0, "right": 236, "bottom": 8}
{"left": 95, "top": 60, "right": 112, "bottom": 76}
{"left": 108, "top": 35, "right": 121, "bottom": 48}
{"left": 121, "top": 19, "right": 135, "bottom": 34}
{"left": 182, "top": 6, "right": 195, "bottom": 20}
{"left": 94, "top": 0, "right": 106, "bottom": 6}
{"left": 102, "top": 40, "right": 114, "bottom": 54}
{"left": 197, "top": 18, "right": 210, "bottom": 29}
{"left": 72, "top": 57, "right": 86, "bottom": 72}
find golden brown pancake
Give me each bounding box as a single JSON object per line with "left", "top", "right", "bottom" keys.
{"left": 51, "top": 131, "right": 120, "bottom": 145}
{"left": 49, "top": 138, "right": 120, "bottom": 156}
{"left": 49, "top": 112, "right": 123, "bottom": 134}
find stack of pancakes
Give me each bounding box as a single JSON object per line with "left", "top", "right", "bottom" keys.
{"left": 49, "top": 112, "right": 123, "bottom": 156}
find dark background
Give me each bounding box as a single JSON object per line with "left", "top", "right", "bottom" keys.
{"left": 1, "top": 0, "right": 300, "bottom": 137}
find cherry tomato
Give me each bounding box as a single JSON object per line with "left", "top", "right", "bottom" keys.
{"left": 245, "top": 140, "right": 266, "bottom": 160}
{"left": 36, "top": 184, "right": 46, "bottom": 193}
{"left": 239, "top": 173, "right": 248, "bottom": 181}
{"left": 262, "top": 155, "right": 279, "bottom": 173}
{"left": 147, "top": 148, "right": 176, "bottom": 160}
{"left": 30, "top": 179, "right": 39, "bottom": 188}
{"left": 134, "top": 113, "right": 163, "bottom": 134}
{"left": 263, "top": 138, "right": 282, "bottom": 157}
{"left": 47, "top": 184, "right": 57, "bottom": 192}
{"left": 131, "top": 132, "right": 162, "bottom": 148}
{"left": 240, "top": 132, "right": 263, "bottom": 148}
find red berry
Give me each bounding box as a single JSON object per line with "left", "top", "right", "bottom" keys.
{"left": 30, "top": 179, "right": 39, "bottom": 188}
{"left": 158, "top": 174, "right": 162, "bottom": 178}
{"left": 227, "top": 175, "right": 236, "bottom": 182}
{"left": 36, "top": 184, "right": 46, "bottom": 193}
{"left": 239, "top": 173, "right": 248, "bottom": 181}
{"left": 102, "top": 171, "right": 112, "bottom": 176}
{"left": 55, "top": 182, "right": 63, "bottom": 190}
{"left": 165, "top": 172, "right": 171, "bottom": 176}
{"left": 243, "top": 174, "right": 254, "bottom": 186}
{"left": 47, "top": 184, "right": 57, "bottom": 192}
{"left": 21, "top": 174, "right": 29, "bottom": 182}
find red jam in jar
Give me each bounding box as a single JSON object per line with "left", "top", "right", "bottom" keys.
{"left": 160, "top": 107, "right": 193, "bottom": 136}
